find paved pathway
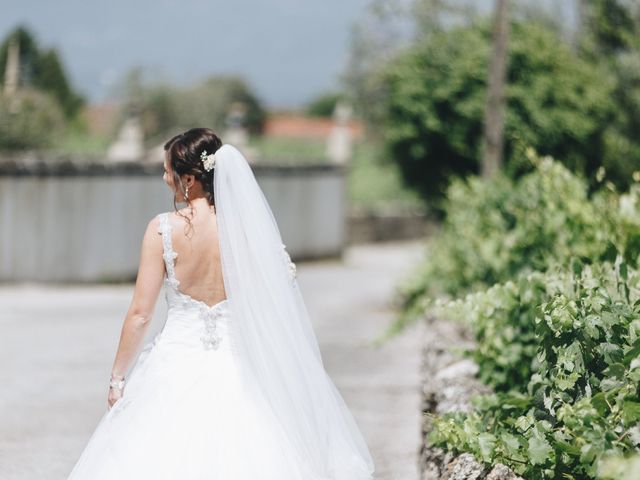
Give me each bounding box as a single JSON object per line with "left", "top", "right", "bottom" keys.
{"left": 0, "top": 240, "right": 425, "bottom": 480}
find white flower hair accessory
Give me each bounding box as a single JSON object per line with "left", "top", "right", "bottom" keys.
{"left": 200, "top": 150, "right": 217, "bottom": 172}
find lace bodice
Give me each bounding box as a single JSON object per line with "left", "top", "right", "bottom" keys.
{"left": 155, "top": 211, "right": 297, "bottom": 350}
{"left": 156, "top": 212, "right": 228, "bottom": 350}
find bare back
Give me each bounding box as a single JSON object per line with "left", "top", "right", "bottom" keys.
{"left": 164, "top": 209, "right": 226, "bottom": 306}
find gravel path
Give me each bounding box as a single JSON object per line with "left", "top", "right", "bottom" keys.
{"left": 0, "top": 240, "right": 425, "bottom": 480}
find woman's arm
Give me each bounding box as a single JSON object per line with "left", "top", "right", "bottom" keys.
{"left": 108, "top": 216, "right": 165, "bottom": 407}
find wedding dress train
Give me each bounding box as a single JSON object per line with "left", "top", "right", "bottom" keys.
{"left": 67, "top": 211, "right": 373, "bottom": 479}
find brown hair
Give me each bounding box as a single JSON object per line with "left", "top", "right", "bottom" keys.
{"left": 163, "top": 128, "right": 223, "bottom": 232}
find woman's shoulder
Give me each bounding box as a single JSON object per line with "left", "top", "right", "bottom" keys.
{"left": 143, "top": 212, "right": 164, "bottom": 235}
{"left": 153, "top": 210, "right": 189, "bottom": 231}
{"left": 136, "top": 213, "right": 166, "bottom": 253}
{"left": 149, "top": 210, "right": 177, "bottom": 234}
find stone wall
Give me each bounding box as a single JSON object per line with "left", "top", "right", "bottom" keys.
{"left": 347, "top": 210, "right": 435, "bottom": 244}
{"left": 0, "top": 156, "right": 346, "bottom": 282}
{"left": 419, "top": 314, "right": 524, "bottom": 480}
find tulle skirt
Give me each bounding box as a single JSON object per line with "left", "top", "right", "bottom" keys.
{"left": 67, "top": 303, "right": 319, "bottom": 479}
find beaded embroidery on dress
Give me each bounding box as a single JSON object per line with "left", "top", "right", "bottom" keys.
{"left": 66, "top": 212, "right": 318, "bottom": 480}
{"left": 157, "top": 212, "right": 227, "bottom": 350}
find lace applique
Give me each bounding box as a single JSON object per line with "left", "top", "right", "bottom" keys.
{"left": 158, "top": 213, "right": 180, "bottom": 289}
{"left": 157, "top": 212, "right": 227, "bottom": 350}
{"left": 199, "top": 304, "right": 224, "bottom": 350}
{"left": 281, "top": 243, "right": 297, "bottom": 280}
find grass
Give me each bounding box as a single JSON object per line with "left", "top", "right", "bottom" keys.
{"left": 249, "top": 135, "right": 426, "bottom": 212}
{"left": 347, "top": 140, "right": 425, "bottom": 213}
{"left": 248, "top": 136, "right": 328, "bottom": 165}
{"left": 50, "top": 129, "right": 110, "bottom": 157}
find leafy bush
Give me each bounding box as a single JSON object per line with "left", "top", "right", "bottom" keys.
{"left": 429, "top": 258, "right": 640, "bottom": 479}
{"left": 393, "top": 151, "right": 640, "bottom": 332}
{"left": 402, "top": 153, "right": 640, "bottom": 477}
{"left": 0, "top": 89, "right": 66, "bottom": 150}
{"left": 433, "top": 270, "right": 555, "bottom": 393}
{"left": 381, "top": 20, "right": 622, "bottom": 204}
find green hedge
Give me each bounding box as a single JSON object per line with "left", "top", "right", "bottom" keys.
{"left": 391, "top": 150, "right": 640, "bottom": 336}
{"left": 429, "top": 258, "right": 640, "bottom": 478}
{"left": 398, "top": 153, "right": 640, "bottom": 477}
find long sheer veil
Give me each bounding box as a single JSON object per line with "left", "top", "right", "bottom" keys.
{"left": 213, "top": 144, "right": 374, "bottom": 479}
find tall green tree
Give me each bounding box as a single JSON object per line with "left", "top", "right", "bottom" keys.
{"left": 578, "top": 0, "right": 640, "bottom": 189}
{"left": 342, "top": 0, "right": 479, "bottom": 138}
{"left": 122, "top": 71, "right": 266, "bottom": 142}
{"left": 579, "top": 0, "right": 640, "bottom": 54}
{"left": 0, "top": 26, "right": 84, "bottom": 119}
{"left": 381, "top": 19, "right": 616, "bottom": 205}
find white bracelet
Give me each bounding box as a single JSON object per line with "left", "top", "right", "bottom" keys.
{"left": 109, "top": 375, "right": 125, "bottom": 390}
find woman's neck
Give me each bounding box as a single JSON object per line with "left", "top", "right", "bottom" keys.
{"left": 181, "top": 197, "right": 214, "bottom": 216}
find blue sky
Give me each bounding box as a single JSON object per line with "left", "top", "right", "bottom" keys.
{"left": 1, "top": 0, "right": 577, "bottom": 109}
{"left": 1, "top": 0, "right": 371, "bottom": 108}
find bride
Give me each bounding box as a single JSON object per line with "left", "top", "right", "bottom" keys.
{"left": 66, "top": 128, "right": 375, "bottom": 479}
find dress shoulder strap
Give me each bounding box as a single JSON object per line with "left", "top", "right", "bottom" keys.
{"left": 157, "top": 212, "right": 180, "bottom": 288}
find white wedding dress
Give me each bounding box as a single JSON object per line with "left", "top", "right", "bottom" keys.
{"left": 67, "top": 144, "right": 375, "bottom": 480}
{"left": 67, "top": 212, "right": 372, "bottom": 479}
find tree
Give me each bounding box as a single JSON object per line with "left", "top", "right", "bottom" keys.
{"left": 381, "top": 20, "right": 617, "bottom": 206}
{"left": 0, "top": 26, "right": 85, "bottom": 119}
{"left": 578, "top": 0, "right": 640, "bottom": 189}
{"left": 579, "top": 0, "right": 639, "bottom": 55}
{"left": 306, "top": 92, "right": 344, "bottom": 118}
{"left": 0, "top": 89, "right": 65, "bottom": 149}
{"left": 481, "top": 0, "right": 511, "bottom": 178}
{"left": 342, "top": 0, "right": 479, "bottom": 138}
{"left": 122, "top": 72, "right": 266, "bottom": 142}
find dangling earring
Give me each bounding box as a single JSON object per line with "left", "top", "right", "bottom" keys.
{"left": 184, "top": 184, "right": 189, "bottom": 202}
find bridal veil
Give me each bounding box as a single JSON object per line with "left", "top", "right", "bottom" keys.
{"left": 213, "top": 144, "right": 374, "bottom": 479}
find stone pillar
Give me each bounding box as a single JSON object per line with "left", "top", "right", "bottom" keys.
{"left": 326, "top": 101, "right": 353, "bottom": 165}
{"left": 107, "top": 70, "right": 145, "bottom": 162}
{"left": 3, "top": 39, "right": 21, "bottom": 113}
{"left": 224, "top": 101, "right": 257, "bottom": 162}
{"left": 3, "top": 39, "right": 20, "bottom": 97}
{"left": 224, "top": 102, "right": 249, "bottom": 148}
{"left": 107, "top": 117, "right": 145, "bottom": 161}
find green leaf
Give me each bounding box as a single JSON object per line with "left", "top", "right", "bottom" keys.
{"left": 620, "top": 260, "right": 628, "bottom": 280}
{"left": 477, "top": 433, "right": 497, "bottom": 462}
{"left": 623, "top": 338, "right": 640, "bottom": 363}
{"left": 622, "top": 401, "right": 640, "bottom": 424}
{"left": 591, "top": 392, "right": 609, "bottom": 416}
{"left": 580, "top": 443, "right": 597, "bottom": 464}
{"left": 604, "top": 363, "right": 626, "bottom": 380}
{"left": 500, "top": 432, "right": 522, "bottom": 457}
{"left": 528, "top": 434, "right": 553, "bottom": 465}
{"left": 515, "top": 414, "right": 534, "bottom": 432}
{"left": 555, "top": 372, "right": 580, "bottom": 391}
